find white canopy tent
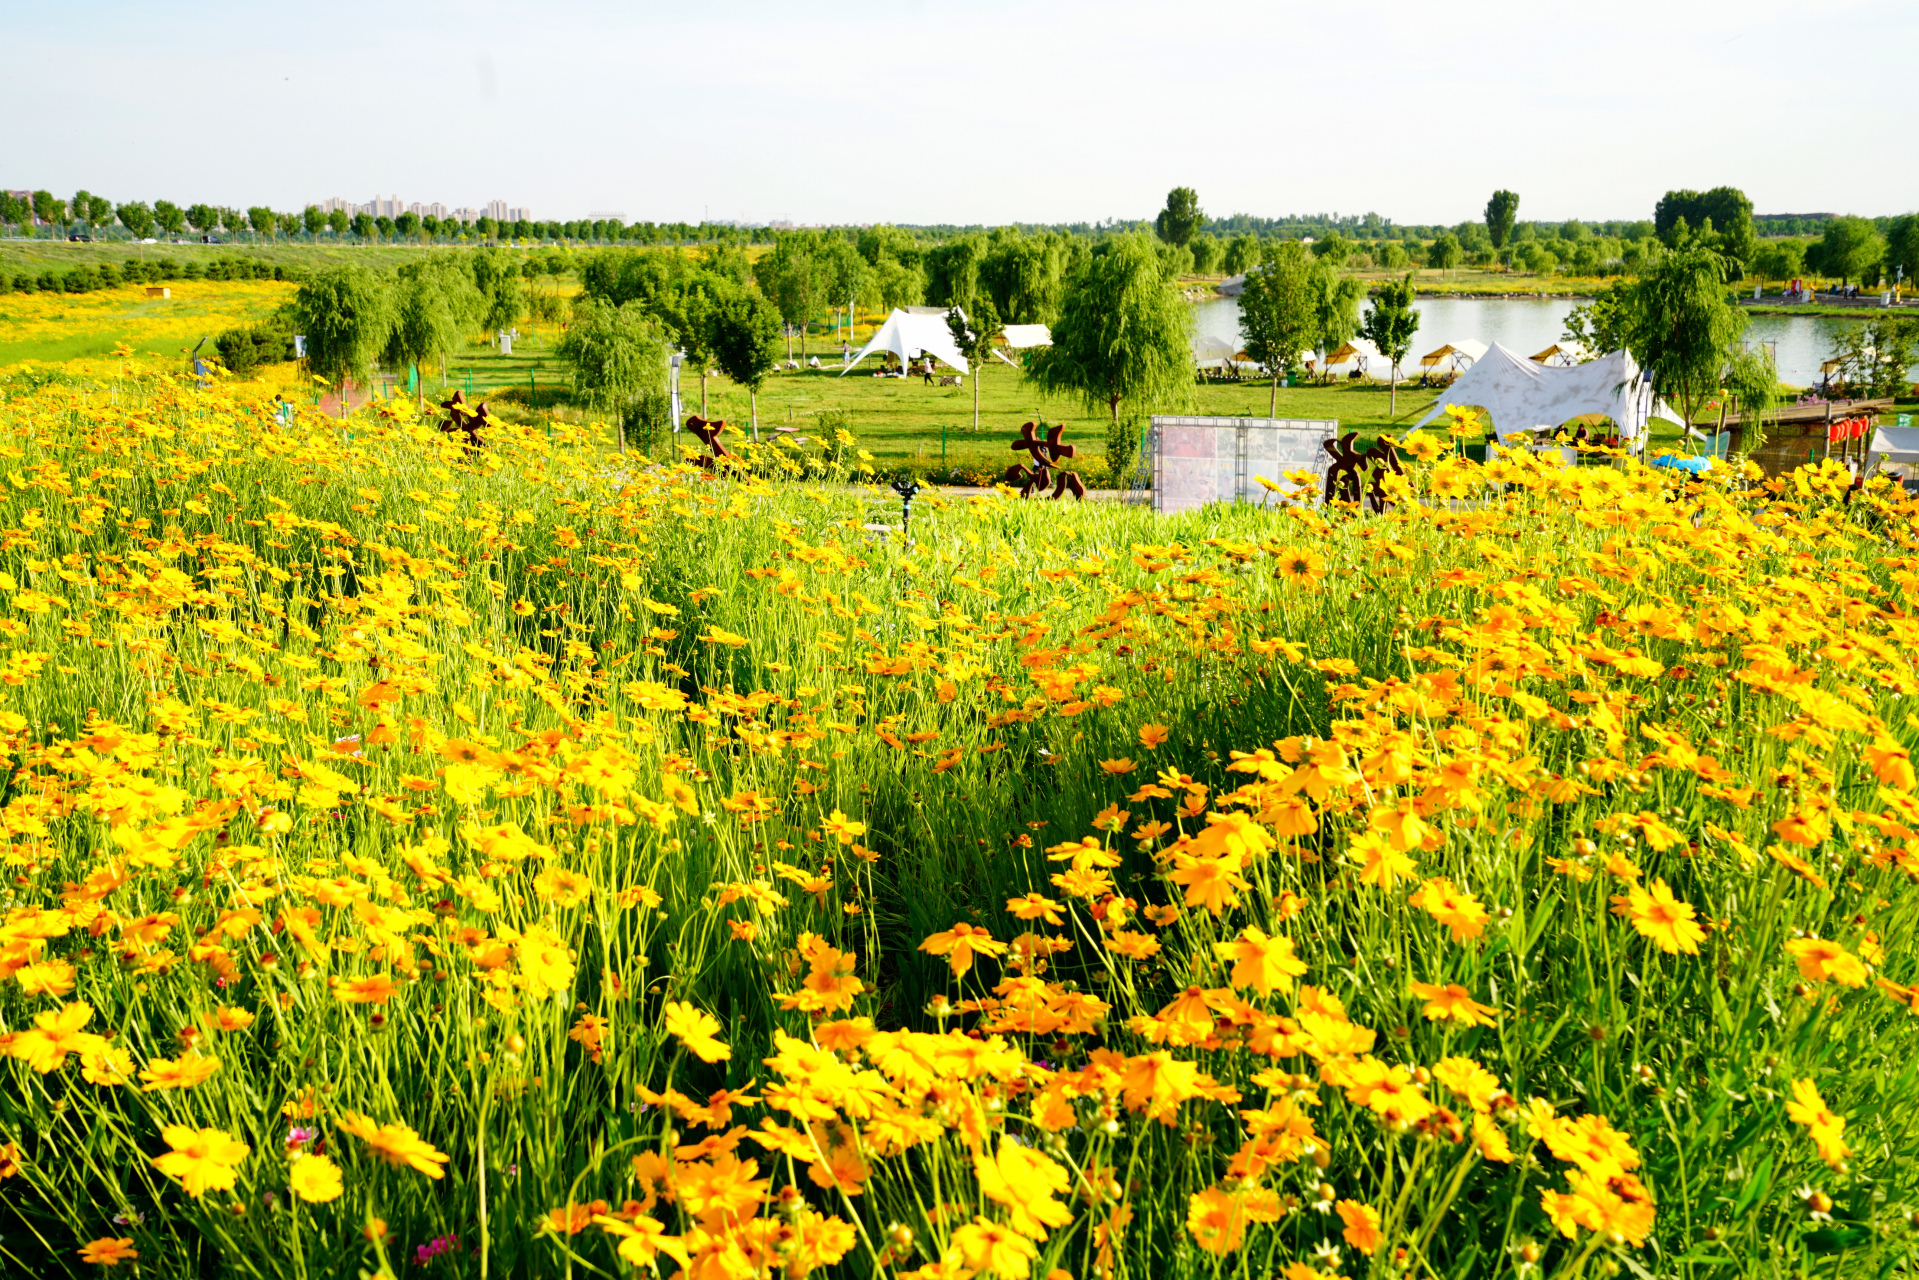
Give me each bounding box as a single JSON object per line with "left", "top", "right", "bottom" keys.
{"left": 1413, "top": 342, "right": 1680, "bottom": 441}
{"left": 1419, "top": 340, "right": 1488, "bottom": 372}
{"left": 1193, "top": 333, "right": 1240, "bottom": 367}
{"left": 839, "top": 308, "right": 970, "bottom": 377}
{"left": 1868, "top": 425, "right": 1919, "bottom": 464}
{"left": 1001, "top": 324, "right": 1051, "bottom": 349}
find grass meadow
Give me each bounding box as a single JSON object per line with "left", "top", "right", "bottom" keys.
{"left": 0, "top": 352, "right": 1913, "bottom": 1279}
{"left": 0, "top": 268, "right": 1711, "bottom": 480}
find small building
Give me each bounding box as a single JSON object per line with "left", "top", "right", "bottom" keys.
{"left": 145, "top": 286, "right": 170, "bottom": 299}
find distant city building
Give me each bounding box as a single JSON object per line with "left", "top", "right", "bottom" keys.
{"left": 586, "top": 211, "right": 627, "bottom": 222}
{"left": 309, "top": 198, "right": 522, "bottom": 224}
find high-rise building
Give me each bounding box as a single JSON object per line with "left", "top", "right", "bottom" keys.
{"left": 310, "top": 198, "right": 519, "bottom": 224}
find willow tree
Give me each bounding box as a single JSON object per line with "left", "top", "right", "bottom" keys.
{"left": 1632, "top": 245, "right": 1747, "bottom": 431}
{"left": 293, "top": 267, "right": 393, "bottom": 417}
{"left": 384, "top": 256, "right": 485, "bottom": 404}
{"left": 558, "top": 298, "right": 670, "bottom": 454}
{"left": 1025, "top": 234, "right": 1193, "bottom": 426}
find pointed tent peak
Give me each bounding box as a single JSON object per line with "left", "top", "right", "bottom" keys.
{"left": 1412, "top": 344, "right": 1677, "bottom": 440}
{"left": 838, "top": 309, "right": 970, "bottom": 377}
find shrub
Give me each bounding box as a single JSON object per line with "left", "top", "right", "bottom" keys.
{"left": 621, "top": 386, "right": 673, "bottom": 456}
{"left": 1106, "top": 414, "right": 1145, "bottom": 486}
{"left": 214, "top": 322, "right": 294, "bottom": 378}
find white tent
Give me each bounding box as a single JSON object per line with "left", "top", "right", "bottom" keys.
{"left": 839, "top": 308, "right": 969, "bottom": 377}
{"left": 1413, "top": 342, "right": 1680, "bottom": 441}
{"left": 1001, "top": 324, "right": 1051, "bottom": 349}
{"left": 1419, "top": 340, "right": 1488, "bottom": 372}
{"left": 1193, "top": 333, "right": 1240, "bottom": 366}
{"left": 1868, "top": 425, "right": 1919, "bottom": 463}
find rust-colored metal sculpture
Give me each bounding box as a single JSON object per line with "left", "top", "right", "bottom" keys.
{"left": 686, "top": 415, "right": 739, "bottom": 470}
{"left": 438, "top": 390, "right": 491, "bottom": 450}
{"left": 1004, "top": 420, "right": 1086, "bottom": 500}
{"left": 1322, "top": 431, "right": 1403, "bottom": 513}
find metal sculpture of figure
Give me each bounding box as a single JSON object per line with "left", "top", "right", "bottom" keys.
{"left": 1322, "top": 431, "right": 1403, "bottom": 513}
{"left": 1003, "top": 420, "right": 1087, "bottom": 500}
{"left": 686, "top": 415, "right": 739, "bottom": 470}
{"left": 438, "top": 390, "right": 491, "bottom": 451}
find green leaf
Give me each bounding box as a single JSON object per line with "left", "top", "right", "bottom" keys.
{"left": 1729, "top": 1151, "right": 1773, "bottom": 1218}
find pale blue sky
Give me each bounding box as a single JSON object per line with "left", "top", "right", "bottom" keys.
{"left": 6, "top": 0, "right": 1913, "bottom": 227}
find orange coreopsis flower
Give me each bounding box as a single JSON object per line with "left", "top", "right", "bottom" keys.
{"left": 1610, "top": 879, "right": 1706, "bottom": 954}
{"left": 139, "top": 1052, "right": 222, "bottom": 1091}
{"left": 1340, "top": 1057, "right": 1434, "bottom": 1126}
{"left": 918, "top": 922, "right": 1007, "bottom": 977}
{"left": 335, "top": 1112, "right": 450, "bottom": 1178}
{"left": 336, "top": 973, "right": 402, "bottom": 1005}
{"left": 77, "top": 1238, "right": 138, "bottom": 1265}
{"left": 663, "top": 1001, "right": 732, "bottom": 1063}
{"left": 1119, "top": 1051, "right": 1206, "bottom": 1122}
{"left": 1786, "top": 1079, "right": 1851, "bottom": 1170}
{"left": 544, "top": 1200, "right": 611, "bottom": 1235}
{"left": 593, "top": 1213, "right": 691, "bottom": 1271}
{"left": 569, "top": 1013, "right": 609, "bottom": 1063}
{"left": 151, "top": 1125, "right": 250, "bottom": 1198}
{"left": 1864, "top": 737, "right": 1916, "bottom": 791}
{"left": 1213, "top": 927, "right": 1308, "bottom": 996}
{"left": 1336, "top": 1200, "right": 1382, "bottom": 1255}
{"left": 1139, "top": 723, "right": 1170, "bottom": 750}
{"left": 1168, "top": 851, "right": 1249, "bottom": 917}
{"left": 1541, "top": 1168, "right": 1656, "bottom": 1246}
{"left": 674, "top": 1151, "right": 770, "bottom": 1228}
{"left": 1785, "top": 937, "right": 1868, "bottom": 987}
{"left": 1185, "top": 1185, "right": 1250, "bottom": 1255}
{"left": 1005, "top": 893, "right": 1065, "bottom": 926}
{"left": 1347, "top": 830, "right": 1417, "bottom": 889}
{"left": 821, "top": 809, "right": 867, "bottom": 845}
{"left": 951, "top": 1216, "right": 1039, "bottom": 1278}
{"left": 1409, "top": 878, "right": 1489, "bottom": 942}
{"left": 288, "top": 1153, "right": 344, "bottom": 1203}
{"left": 10, "top": 1001, "right": 108, "bottom": 1073}
{"left": 210, "top": 1006, "right": 256, "bottom": 1032}
{"left": 1409, "top": 981, "right": 1497, "bottom": 1027}
{"left": 1433, "top": 1057, "right": 1501, "bottom": 1113}
{"left": 974, "top": 1142, "right": 1072, "bottom": 1238}
{"left": 533, "top": 867, "right": 591, "bottom": 908}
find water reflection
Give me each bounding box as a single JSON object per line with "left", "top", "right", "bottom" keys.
{"left": 1191, "top": 295, "right": 1910, "bottom": 389}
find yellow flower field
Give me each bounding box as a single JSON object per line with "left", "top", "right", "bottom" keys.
{"left": 0, "top": 358, "right": 1916, "bottom": 1280}
{"left": 0, "top": 280, "right": 294, "bottom": 368}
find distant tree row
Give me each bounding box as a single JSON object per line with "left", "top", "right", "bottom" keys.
{"left": 1, "top": 255, "right": 301, "bottom": 297}
{"left": 0, "top": 191, "right": 782, "bottom": 249}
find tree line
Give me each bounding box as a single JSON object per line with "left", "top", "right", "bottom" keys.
{"left": 0, "top": 190, "right": 781, "bottom": 249}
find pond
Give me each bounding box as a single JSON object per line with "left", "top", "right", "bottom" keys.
{"left": 1190, "top": 294, "right": 1906, "bottom": 389}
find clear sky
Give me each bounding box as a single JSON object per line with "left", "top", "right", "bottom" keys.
{"left": 7, "top": 0, "right": 1913, "bottom": 228}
